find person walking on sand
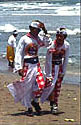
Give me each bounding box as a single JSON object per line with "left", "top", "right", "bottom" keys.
{"left": 7, "top": 30, "right": 18, "bottom": 68}
{"left": 7, "top": 20, "right": 52, "bottom": 116}
{"left": 41, "top": 27, "right": 70, "bottom": 114}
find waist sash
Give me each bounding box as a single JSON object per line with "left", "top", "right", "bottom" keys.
{"left": 52, "top": 60, "right": 62, "bottom": 65}
{"left": 24, "top": 56, "right": 39, "bottom": 64}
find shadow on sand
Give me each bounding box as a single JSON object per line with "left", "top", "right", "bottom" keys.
{"left": 7, "top": 110, "right": 65, "bottom": 117}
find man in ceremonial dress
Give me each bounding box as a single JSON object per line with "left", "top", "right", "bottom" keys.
{"left": 41, "top": 27, "right": 70, "bottom": 114}
{"left": 7, "top": 20, "right": 52, "bottom": 116}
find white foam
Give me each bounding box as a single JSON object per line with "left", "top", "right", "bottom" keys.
{"left": 76, "top": 3, "right": 80, "bottom": 6}
{"left": 0, "top": 2, "right": 80, "bottom": 16}
{"left": 0, "top": 3, "right": 14, "bottom": 8}
{"left": 54, "top": 6, "right": 80, "bottom": 16}
{"left": 12, "top": 13, "right": 56, "bottom": 16}
{"left": 66, "top": 28, "right": 80, "bottom": 35}
{"left": 0, "top": 24, "right": 17, "bottom": 32}
{"left": 18, "top": 28, "right": 80, "bottom": 35}
{"left": 48, "top": 28, "right": 80, "bottom": 35}
{"left": 68, "top": 57, "right": 77, "bottom": 64}
{"left": 12, "top": 7, "right": 80, "bottom": 16}
{"left": 68, "top": 58, "right": 73, "bottom": 64}
{"left": 0, "top": 23, "right": 80, "bottom": 35}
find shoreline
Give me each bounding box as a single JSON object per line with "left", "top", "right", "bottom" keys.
{"left": 0, "top": 57, "right": 80, "bottom": 85}
{"left": 0, "top": 69, "right": 80, "bottom": 85}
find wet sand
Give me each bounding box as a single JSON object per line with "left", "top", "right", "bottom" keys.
{"left": 0, "top": 71, "right": 80, "bottom": 125}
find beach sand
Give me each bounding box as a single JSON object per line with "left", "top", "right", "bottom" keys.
{"left": 0, "top": 71, "right": 80, "bottom": 125}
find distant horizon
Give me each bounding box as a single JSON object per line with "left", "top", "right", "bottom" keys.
{"left": 0, "top": 0, "right": 80, "bottom": 2}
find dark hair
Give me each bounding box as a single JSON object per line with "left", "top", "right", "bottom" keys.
{"left": 64, "top": 34, "right": 67, "bottom": 39}
{"left": 13, "top": 30, "right": 18, "bottom": 35}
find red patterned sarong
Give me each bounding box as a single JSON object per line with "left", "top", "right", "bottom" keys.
{"left": 21, "top": 62, "right": 45, "bottom": 98}
{"left": 7, "top": 62, "right": 45, "bottom": 105}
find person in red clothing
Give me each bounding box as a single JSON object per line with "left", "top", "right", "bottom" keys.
{"left": 41, "top": 27, "right": 70, "bottom": 114}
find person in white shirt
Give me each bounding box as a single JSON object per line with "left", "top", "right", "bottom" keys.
{"left": 41, "top": 27, "right": 70, "bottom": 114}
{"left": 7, "top": 20, "right": 52, "bottom": 116}
{"left": 7, "top": 30, "right": 18, "bottom": 68}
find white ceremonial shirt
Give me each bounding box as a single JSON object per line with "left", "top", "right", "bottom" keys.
{"left": 14, "top": 32, "right": 52, "bottom": 71}
{"left": 45, "top": 40, "right": 70, "bottom": 77}
{"left": 8, "top": 35, "right": 16, "bottom": 48}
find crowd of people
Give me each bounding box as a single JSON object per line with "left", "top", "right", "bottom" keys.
{"left": 7, "top": 20, "right": 70, "bottom": 117}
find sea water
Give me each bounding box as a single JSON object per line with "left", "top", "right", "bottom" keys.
{"left": 0, "top": 0, "right": 80, "bottom": 84}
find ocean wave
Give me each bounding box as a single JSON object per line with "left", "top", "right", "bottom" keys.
{"left": 68, "top": 58, "right": 76, "bottom": 64}
{"left": 0, "top": 2, "right": 80, "bottom": 16}
{"left": 0, "top": 24, "right": 80, "bottom": 35}
{"left": 54, "top": 6, "right": 80, "bottom": 16}
{"left": 48, "top": 28, "right": 80, "bottom": 35}
{"left": 62, "top": 28, "right": 80, "bottom": 35}
{"left": 11, "top": 6, "right": 80, "bottom": 16}
{"left": 0, "top": 24, "right": 17, "bottom": 32}
{"left": 76, "top": 3, "right": 80, "bottom": 6}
